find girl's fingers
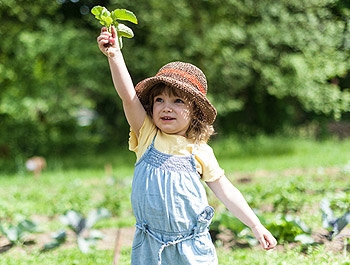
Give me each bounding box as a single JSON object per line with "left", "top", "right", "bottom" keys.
{"left": 97, "top": 27, "right": 120, "bottom": 57}
{"left": 110, "top": 25, "right": 117, "bottom": 38}
{"left": 97, "top": 31, "right": 112, "bottom": 44}
{"left": 262, "top": 235, "right": 277, "bottom": 250}
{"left": 97, "top": 36, "right": 109, "bottom": 47}
{"left": 98, "top": 31, "right": 111, "bottom": 38}
{"left": 251, "top": 224, "right": 277, "bottom": 250}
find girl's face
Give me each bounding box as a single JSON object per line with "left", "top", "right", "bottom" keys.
{"left": 152, "top": 88, "right": 192, "bottom": 137}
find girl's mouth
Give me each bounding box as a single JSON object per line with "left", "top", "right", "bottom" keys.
{"left": 161, "top": 116, "right": 175, "bottom": 121}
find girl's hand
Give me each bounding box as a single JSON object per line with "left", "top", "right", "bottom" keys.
{"left": 97, "top": 26, "right": 120, "bottom": 57}
{"left": 251, "top": 224, "right": 277, "bottom": 250}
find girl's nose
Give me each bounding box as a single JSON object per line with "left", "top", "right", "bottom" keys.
{"left": 162, "top": 101, "right": 173, "bottom": 112}
{"left": 163, "top": 106, "right": 173, "bottom": 112}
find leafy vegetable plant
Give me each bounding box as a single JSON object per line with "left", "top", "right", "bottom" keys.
{"left": 320, "top": 198, "right": 350, "bottom": 240}
{"left": 265, "top": 214, "right": 313, "bottom": 244}
{"left": 41, "top": 230, "right": 66, "bottom": 252}
{"left": 91, "top": 5, "right": 138, "bottom": 49}
{"left": 0, "top": 219, "right": 38, "bottom": 246}
{"left": 211, "top": 211, "right": 259, "bottom": 247}
{"left": 213, "top": 211, "right": 314, "bottom": 246}
{"left": 58, "top": 208, "right": 111, "bottom": 253}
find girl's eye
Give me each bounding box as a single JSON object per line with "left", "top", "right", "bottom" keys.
{"left": 175, "top": 98, "right": 185, "bottom": 104}
{"left": 154, "top": 97, "right": 163, "bottom": 103}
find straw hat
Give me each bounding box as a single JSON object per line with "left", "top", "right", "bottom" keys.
{"left": 135, "top": 61, "right": 217, "bottom": 124}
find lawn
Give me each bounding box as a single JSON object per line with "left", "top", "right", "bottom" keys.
{"left": 0, "top": 135, "right": 350, "bottom": 264}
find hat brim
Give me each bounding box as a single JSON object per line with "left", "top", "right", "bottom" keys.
{"left": 135, "top": 75, "right": 217, "bottom": 125}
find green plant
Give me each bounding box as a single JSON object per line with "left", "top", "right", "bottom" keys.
{"left": 91, "top": 5, "right": 138, "bottom": 49}
{"left": 211, "top": 211, "right": 259, "bottom": 247}
{"left": 42, "top": 208, "right": 111, "bottom": 253}
{"left": 98, "top": 187, "right": 122, "bottom": 216}
{"left": 212, "top": 211, "right": 314, "bottom": 246}
{"left": 265, "top": 214, "right": 313, "bottom": 244}
{"left": 0, "top": 219, "right": 38, "bottom": 246}
{"left": 328, "top": 192, "right": 350, "bottom": 212}
{"left": 58, "top": 208, "right": 111, "bottom": 253}
{"left": 320, "top": 198, "right": 350, "bottom": 240}
{"left": 41, "top": 230, "right": 66, "bottom": 252}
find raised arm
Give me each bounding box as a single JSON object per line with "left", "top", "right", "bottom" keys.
{"left": 97, "top": 26, "right": 146, "bottom": 135}
{"left": 207, "top": 176, "right": 277, "bottom": 250}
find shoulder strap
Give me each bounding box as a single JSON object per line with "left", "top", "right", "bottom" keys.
{"left": 151, "top": 130, "right": 158, "bottom": 146}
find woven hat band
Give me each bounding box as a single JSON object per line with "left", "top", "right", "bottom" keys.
{"left": 156, "top": 68, "right": 207, "bottom": 95}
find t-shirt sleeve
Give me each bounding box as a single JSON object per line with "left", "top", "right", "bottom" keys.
{"left": 195, "top": 144, "right": 225, "bottom": 182}
{"left": 129, "top": 116, "right": 157, "bottom": 161}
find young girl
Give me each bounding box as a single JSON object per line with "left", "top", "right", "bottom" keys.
{"left": 97, "top": 26, "right": 277, "bottom": 265}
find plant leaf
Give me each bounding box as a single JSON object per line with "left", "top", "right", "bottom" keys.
{"left": 89, "top": 229, "right": 104, "bottom": 239}
{"left": 41, "top": 230, "right": 66, "bottom": 252}
{"left": 91, "top": 6, "right": 110, "bottom": 19}
{"left": 286, "top": 215, "right": 311, "bottom": 233}
{"left": 91, "top": 6, "right": 113, "bottom": 28}
{"left": 320, "top": 198, "right": 335, "bottom": 229}
{"left": 85, "top": 208, "right": 111, "bottom": 229}
{"left": 42, "top": 241, "right": 62, "bottom": 252}
{"left": 60, "top": 210, "right": 85, "bottom": 234}
{"left": 333, "top": 211, "right": 350, "bottom": 237}
{"left": 111, "top": 9, "right": 138, "bottom": 24}
{"left": 18, "top": 219, "right": 37, "bottom": 233}
{"left": 91, "top": 6, "right": 104, "bottom": 17}
{"left": 6, "top": 226, "right": 19, "bottom": 243}
{"left": 77, "top": 235, "right": 92, "bottom": 253}
{"left": 52, "top": 229, "right": 67, "bottom": 243}
{"left": 117, "top": 24, "right": 134, "bottom": 39}
{"left": 100, "top": 15, "right": 113, "bottom": 28}
{"left": 295, "top": 234, "right": 315, "bottom": 245}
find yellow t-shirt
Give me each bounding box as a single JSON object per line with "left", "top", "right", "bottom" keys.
{"left": 129, "top": 116, "right": 224, "bottom": 182}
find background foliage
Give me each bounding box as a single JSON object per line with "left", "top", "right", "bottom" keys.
{"left": 0, "top": 0, "right": 349, "bottom": 171}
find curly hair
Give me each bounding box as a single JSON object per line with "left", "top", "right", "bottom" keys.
{"left": 143, "top": 83, "right": 215, "bottom": 143}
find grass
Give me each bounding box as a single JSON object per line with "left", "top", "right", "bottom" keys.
{"left": 0, "top": 135, "right": 350, "bottom": 264}
{"left": 217, "top": 245, "right": 350, "bottom": 265}
{"left": 0, "top": 249, "right": 114, "bottom": 265}
{"left": 211, "top": 134, "right": 350, "bottom": 172}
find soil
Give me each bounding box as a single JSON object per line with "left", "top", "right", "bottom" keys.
{"left": 0, "top": 226, "right": 136, "bottom": 255}
{"left": 1, "top": 225, "right": 349, "bottom": 257}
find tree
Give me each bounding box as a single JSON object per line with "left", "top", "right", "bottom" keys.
{"left": 123, "top": 0, "right": 350, "bottom": 133}
{"left": 1, "top": 0, "right": 349, "bottom": 172}
{"left": 0, "top": 0, "right": 114, "bottom": 167}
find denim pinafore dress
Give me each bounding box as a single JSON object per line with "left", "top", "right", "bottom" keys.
{"left": 131, "top": 137, "right": 218, "bottom": 265}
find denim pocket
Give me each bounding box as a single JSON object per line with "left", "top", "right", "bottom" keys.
{"left": 132, "top": 228, "right": 146, "bottom": 250}
{"left": 191, "top": 233, "right": 215, "bottom": 256}
{"left": 180, "top": 232, "right": 217, "bottom": 263}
